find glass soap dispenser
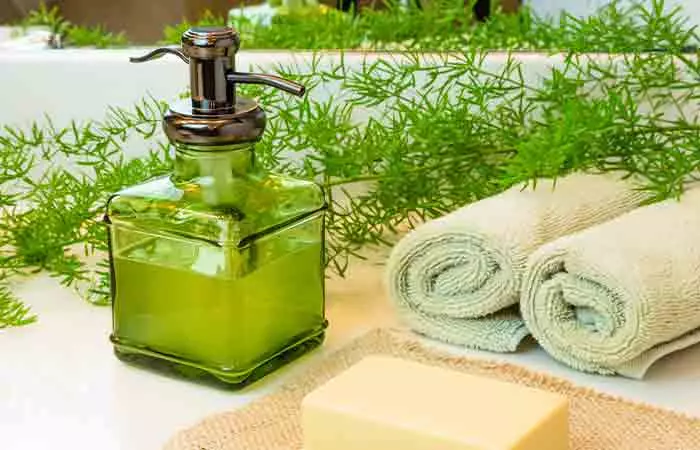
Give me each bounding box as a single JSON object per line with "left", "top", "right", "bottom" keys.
{"left": 104, "top": 27, "right": 328, "bottom": 387}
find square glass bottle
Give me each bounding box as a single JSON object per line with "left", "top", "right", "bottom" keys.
{"left": 105, "top": 27, "right": 327, "bottom": 386}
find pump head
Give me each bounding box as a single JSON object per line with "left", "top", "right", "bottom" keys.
{"left": 130, "top": 26, "right": 306, "bottom": 145}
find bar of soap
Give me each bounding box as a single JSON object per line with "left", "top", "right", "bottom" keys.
{"left": 301, "top": 356, "right": 569, "bottom": 450}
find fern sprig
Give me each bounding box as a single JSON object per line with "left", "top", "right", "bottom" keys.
{"left": 1, "top": 0, "right": 700, "bottom": 325}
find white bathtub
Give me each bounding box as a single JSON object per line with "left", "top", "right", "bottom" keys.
{"left": 0, "top": 48, "right": 558, "bottom": 127}
{"left": 1, "top": 46, "right": 697, "bottom": 195}
{"left": 0, "top": 48, "right": 568, "bottom": 175}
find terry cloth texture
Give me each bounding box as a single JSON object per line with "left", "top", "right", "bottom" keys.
{"left": 522, "top": 185, "right": 700, "bottom": 378}
{"left": 385, "top": 171, "right": 649, "bottom": 352}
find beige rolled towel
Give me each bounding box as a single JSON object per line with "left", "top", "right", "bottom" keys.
{"left": 522, "top": 185, "right": 700, "bottom": 378}
{"left": 386, "top": 171, "right": 649, "bottom": 352}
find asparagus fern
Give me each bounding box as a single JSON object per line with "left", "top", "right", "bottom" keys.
{"left": 1, "top": 0, "right": 699, "bottom": 327}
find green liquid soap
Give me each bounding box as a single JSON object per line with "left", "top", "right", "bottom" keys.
{"left": 107, "top": 151, "right": 328, "bottom": 386}
{"left": 112, "top": 239, "right": 325, "bottom": 379}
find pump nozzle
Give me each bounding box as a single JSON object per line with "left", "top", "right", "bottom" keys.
{"left": 134, "top": 26, "right": 306, "bottom": 146}
{"left": 128, "top": 27, "right": 305, "bottom": 115}
{"left": 227, "top": 73, "right": 305, "bottom": 97}
{"left": 129, "top": 47, "right": 189, "bottom": 64}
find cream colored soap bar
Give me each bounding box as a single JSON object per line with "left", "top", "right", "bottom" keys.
{"left": 301, "top": 356, "right": 568, "bottom": 450}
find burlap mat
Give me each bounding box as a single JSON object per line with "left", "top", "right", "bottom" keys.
{"left": 164, "top": 328, "right": 700, "bottom": 450}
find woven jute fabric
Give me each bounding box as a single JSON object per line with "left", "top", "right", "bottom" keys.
{"left": 164, "top": 329, "right": 700, "bottom": 450}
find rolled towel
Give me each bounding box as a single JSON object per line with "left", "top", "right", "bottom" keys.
{"left": 522, "top": 185, "right": 700, "bottom": 378}
{"left": 386, "top": 171, "right": 649, "bottom": 352}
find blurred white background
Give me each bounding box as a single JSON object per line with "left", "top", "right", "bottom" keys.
{"left": 527, "top": 0, "right": 700, "bottom": 27}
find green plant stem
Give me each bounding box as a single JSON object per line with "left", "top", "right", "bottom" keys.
{"left": 0, "top": 280, "right": 36, "bottom": 328}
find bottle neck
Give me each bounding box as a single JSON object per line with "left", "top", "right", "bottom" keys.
{"left": 173, "top": 143, "right": 256, "bottom": 208}
{"left": 173, "top": 143, "right": 255, "bottom": 183}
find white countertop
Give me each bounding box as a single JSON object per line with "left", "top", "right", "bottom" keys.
{"left": 3, "top": 257, "right": 700, "bottom": 450}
